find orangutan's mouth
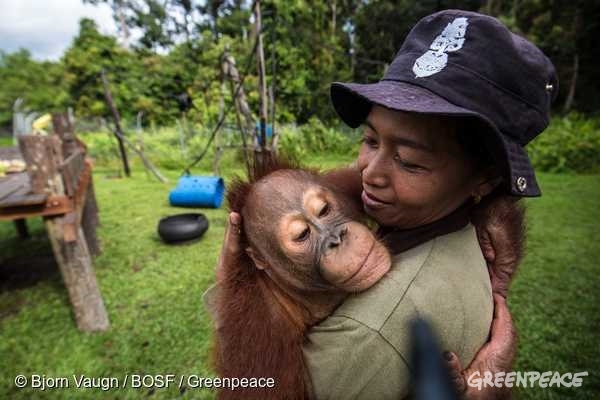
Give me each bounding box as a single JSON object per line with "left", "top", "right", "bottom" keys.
{"left": 339, "top": 240, "right": 376, "bottom": 286}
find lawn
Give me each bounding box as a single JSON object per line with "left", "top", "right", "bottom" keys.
{"left": 0, "top": 158, "right": 599, "bottom": 399}
{"left": 0, "top": 136, "right": 14, "bottom": 147}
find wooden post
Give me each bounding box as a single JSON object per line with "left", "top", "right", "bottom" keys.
{"left": 269, "top": 6, "right": 278, "bottom": 152}
{"left": 52, "top": 113, "right": 78, "bottom": 157}
{"left": 255, "top": 0, "right": 268, "bottom": 148}
{"left": 14, "top": 219, "right": 29, "bottom": 239}
{"left": 101, "top": 70, "right": 167, "bottom": 183}
{"left": 81, "top": 177, "right": 101, "bottom": 257}
{"left": 46, "top": 219, "right": 109, "bottom": 331}
{"left": 101, "top": 69, "right": 131, "bottom": 177}
{"left": 222, "top": 50, "right": 252, "bottom": 176}
{"left": 254, "top": 0, "right": 271, "bottom": 169}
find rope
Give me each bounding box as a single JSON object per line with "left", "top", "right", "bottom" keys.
{"left": 181, "top": 34, "right": 261, "bottom": 175}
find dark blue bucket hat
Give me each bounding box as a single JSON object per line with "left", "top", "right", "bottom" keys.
{"left": 331, "top": 9, "right": 558, "bottom": 197}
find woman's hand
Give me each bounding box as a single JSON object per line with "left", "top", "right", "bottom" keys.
{"left": 446, "top": 294, "right": 516, "bottom": 400}
{"left": 216, "top": 212, "right": 243, "bottom": 284}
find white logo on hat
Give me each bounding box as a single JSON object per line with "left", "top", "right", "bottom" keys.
{"left": 413, "top": 17, "right": 469, "bottom": 78}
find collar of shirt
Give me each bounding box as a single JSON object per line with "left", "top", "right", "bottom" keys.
{"left": 376, "top": 201, "right": 473, "bottom": 255}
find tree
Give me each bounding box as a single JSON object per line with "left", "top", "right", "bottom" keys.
{"left": 62, "top": 19, "right": 136, "bottom": 119}
{"left": 509, "top": 0, "right": 600, "bottom": 113}
{"left": 3, "top": 1, "right": 598, "bottom": 132}
{"left": 352, "top": 0, "right": 482, "bottom": 83}
{"left": 0, "top": 50, "right": 66, "bottom": 128}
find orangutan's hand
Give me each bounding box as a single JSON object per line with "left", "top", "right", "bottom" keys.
{"left": 216, "top": 212, "right": 243, "bottom": 283}
{"left": 445, "top": 294, "right": 517, "bottom": 400}
{"left": 472, "top": 195, "right": 525, "bottom": 298}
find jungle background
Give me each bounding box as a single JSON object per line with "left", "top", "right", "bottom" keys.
{"left": 1, "top": 1, "right": 599, "bottom": 399}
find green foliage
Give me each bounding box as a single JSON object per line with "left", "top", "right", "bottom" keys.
{"left": 62, "top": 19, "right": 136, "bottom": 120}
{"left": 263, "top": 0, "right": 353, "bottom": 123}
{"left": 2, "top": 0, "right": 600, "bottom": 171}
{"left": 0, "top": 49, "right": 67, "bottom": 127}
{"left": 80, "top": 125, "right": 243, "bottom": 174}
{"left": 353, "top": 0, "right": 483, "bottom": 82}
{"left": 80, "top": 119, "right": 359, "bottom": 173}
{"left": 528, "top": 113, "right": 600, "bottom": 173}
{"left": 266, "top": 118, "right": 359, "bottom": 162}
{"left": 80, "top": 113, "right": 600, "bottom": 177}
{"left": 78, "top": 131, "right": 124, "bottom": 169}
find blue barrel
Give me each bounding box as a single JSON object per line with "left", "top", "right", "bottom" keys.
{"left": 169, "top": 175, "right": 225, "bottom": 208}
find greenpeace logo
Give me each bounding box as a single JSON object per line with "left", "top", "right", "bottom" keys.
{"left": 467, "top": 371, "right": 588, "bottom": 390}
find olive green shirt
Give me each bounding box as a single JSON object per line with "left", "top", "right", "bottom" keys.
{"left": 303, "top": 223, "right": 493, "bottom": 399}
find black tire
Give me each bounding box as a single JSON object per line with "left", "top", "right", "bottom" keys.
{"left": 157, "top": 213, "right": 209, "bottom": 244}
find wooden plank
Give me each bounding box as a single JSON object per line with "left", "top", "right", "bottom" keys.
{"left": 0, "top": 159, "right": 91, "bottom": 219}
{"left": 0, "top": 146, "right": 22, "bottom": 161}
{"left": 0, "top": 193, "right": 47, "bottom": 208}
{"left": 0, "top": 195, "right": 72, "bottom": 221}
{"left": 0, "top": 172, "right": 30, "bottom": 202}
{"left": 1, "top": 183, "right": 31, "bottom": 203}
{"left": 45, "top": 215, "right": 110, "bottom": 332}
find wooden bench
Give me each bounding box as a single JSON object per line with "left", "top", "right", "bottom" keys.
{"left": 0, "top": 114, "right": 109, "bottom": 332}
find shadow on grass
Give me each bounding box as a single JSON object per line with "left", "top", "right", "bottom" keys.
{"left": 0, "top": 253, "right": 59, "bottom": 291}
{"left": 0, "top": 234, "right": 61, "bottom": 320}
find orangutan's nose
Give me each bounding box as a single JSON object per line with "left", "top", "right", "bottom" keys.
{"left": 326, "top": 226, "right": 347, "bottom": 250}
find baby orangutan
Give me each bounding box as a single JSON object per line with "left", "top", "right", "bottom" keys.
{"left": 212, "top": 161, "right": 391, "bottom": 400}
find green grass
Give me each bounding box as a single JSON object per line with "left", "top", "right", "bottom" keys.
{"left": 1, "top": 160, "right": 599, "bottom": 398}
{"left": 0, "top": 136, "right": 14, "bottom": 147}
{"left": 512, "top": 173, "right": 600, "bottom": 398}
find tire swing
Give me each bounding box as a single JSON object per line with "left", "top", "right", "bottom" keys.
{"left": 157, "top": 213, "right": 209, "bottom": 244}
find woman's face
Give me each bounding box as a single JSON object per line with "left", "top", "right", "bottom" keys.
{"left": 358, "top": 105, "right": 481, "bottom": 229}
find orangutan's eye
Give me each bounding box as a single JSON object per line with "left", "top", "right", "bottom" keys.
{"left": 294, "top": 227, "right": 310, "bottom": 242}
{"left": 318, "top": 203, "right": 330, "bottom": 218}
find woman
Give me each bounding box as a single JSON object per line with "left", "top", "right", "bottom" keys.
{"left": 213, "top": 9, "right": 557, "bottom": 399}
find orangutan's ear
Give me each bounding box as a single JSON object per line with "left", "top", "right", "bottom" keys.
{"left": 246, "top": 247, "right": 267, "bottom": 270}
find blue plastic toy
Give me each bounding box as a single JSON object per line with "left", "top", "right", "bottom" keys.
{"left": 169, "top": 174, "right": 225, "bottom": 208}
{"left": 255, "top": 122, "right": 273, "bottom": 146}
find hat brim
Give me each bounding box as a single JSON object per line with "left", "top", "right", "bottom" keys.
{"left": 330, "top": 80, "right": 541, "bottom": 197}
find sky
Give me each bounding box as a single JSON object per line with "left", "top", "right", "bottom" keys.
{"left": 0, "top": 0, "right": 118, "bottom": 61}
